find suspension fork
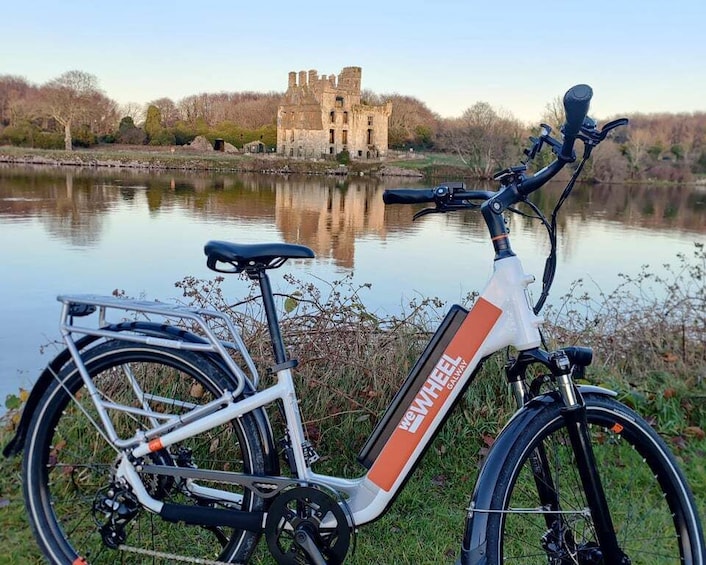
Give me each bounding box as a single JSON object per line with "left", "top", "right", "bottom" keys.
{"left": 554, "top": 359, "right": 629, "bottom": 563}
{"left": 508, "top": 351, "right": 629, "bottom": 561}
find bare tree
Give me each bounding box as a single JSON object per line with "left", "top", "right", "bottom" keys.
{"left": 624, "top": 128, "right": 652, "bottom": 177}
{"left": 0, "top": 75, "right": 37, "bottom": 126}
{"left": 84, "top": 91, "right": 119, "bottom": 138}
{"left": 147, "top": 97, "right": 179, "bottom": 127}
{"left": 541, "top": 95, "right": 565, "bottom": 128}
{"left": 360, "top": 89, "right": 383, "bottom": 105}
{"left": 380, "top": 94, "right": 440, "bottom": 149}
{"left": 178, "top": 93, "right": 214, "bottom": 125}
{"left": 119, "top": 101, "right": 145, "bottom": 125}
{"left": 174, "top": 91, "right": 281, "bottom": 129}
{"left": 41, "top": 70, "right": 103, "bottom": 150}
{"left": 440, "top": 102, "right": 523, "bottom": 178}
{"left": 589, "top": 141, "right": 629, "bottom": 183}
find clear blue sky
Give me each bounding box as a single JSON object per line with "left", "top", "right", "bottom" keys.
{"left": 2, "top": 0, "right": 705, "bottom": 123}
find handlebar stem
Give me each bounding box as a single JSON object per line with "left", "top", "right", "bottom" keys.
{"left": 481, "top": 184, "right": 522, "bottom": 260}
{"left": 480, "top": 153, "right": 571, "bottom": 259}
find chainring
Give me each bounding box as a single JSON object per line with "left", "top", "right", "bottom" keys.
{"left": 265, "top": 486, "right": 353, "bottom": 564}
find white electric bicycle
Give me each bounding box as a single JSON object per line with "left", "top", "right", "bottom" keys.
{"left": 5, "top": 85, "right": 704, "bottom": 564}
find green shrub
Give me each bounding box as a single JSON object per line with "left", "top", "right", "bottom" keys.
{"left": 0, "top": 123, "right": 37, "bottom": 146}
{"left": 34, "top": 131, "right": 64, "bottom": 149}
{"left": 336, "top": 149, "right": 351, "bottom": 165}
{"left": 71, "top": 124, "right": 97, "bottom": 148}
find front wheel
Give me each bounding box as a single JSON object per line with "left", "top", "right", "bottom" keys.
{"left": 484, "top": 393, "right": 704, "bottom": 564}
{"left": 23, "top": 340, "right": 271, "bottom": 564}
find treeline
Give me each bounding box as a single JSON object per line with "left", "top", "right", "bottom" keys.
{"left": 366, "top": 91, "right": 706, "bottom": 182}
{"left": 1, "top": 71, "right": 705, "bottom": 182}
{"left": 0, "top": 72, "right": 280, "bottom": 152}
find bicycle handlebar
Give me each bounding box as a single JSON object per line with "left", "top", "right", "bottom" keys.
{"left": 382, "top": 188, "right": 438, "bottom": 204}
{"left": 382, "top": 187, "right": 495, "bottom": 205}
{"left": 559, "top": 84, "right": 593, "bottom": 161}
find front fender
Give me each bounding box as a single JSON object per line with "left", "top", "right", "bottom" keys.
{"left": 459, "top": 385, "right": 616, "bottom": 565}
{"left": 3, "top": 322, "right": 278, "bottom": 477}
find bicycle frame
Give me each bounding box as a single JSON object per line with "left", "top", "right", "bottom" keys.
{"left": 12, "top": 84, "right": 702, "bottom": 564}
{"left": 56, "top": 251, "right": 543, "bottom": 528}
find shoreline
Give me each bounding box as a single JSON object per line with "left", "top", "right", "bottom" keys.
{"left": 0, "top": 146, "right": 435, "bottom": 179}
{"left": 2, "top": 146, "right": 704, "bottom": 186}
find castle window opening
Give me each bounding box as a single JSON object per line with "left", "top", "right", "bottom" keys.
{"left": 330, "top": 111, "right": 335, "bottom": 123}
{"left": 329, "top": 129, "right": 335, "bottom": 144}
{"left": 335, "top": 96, "right": 344, "bottom": 108}
{"left": 343, "top": 111, "right": 348, "bottom": 124}
{"left": 342, "top": 130, "right": 348, "bottom": 145}
{"left": 367, "top": 115, "right": 374, "bottom": 126}
{"left": 367, "top": 129, "right": 373, "bottom": 145}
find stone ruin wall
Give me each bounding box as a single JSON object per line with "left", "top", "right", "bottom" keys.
{"left": 277, "top": 67, "right": 391, "bottom": 159}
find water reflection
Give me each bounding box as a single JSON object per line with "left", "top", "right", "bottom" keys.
{"left": 2, "top": 165, "right": 704, "bottom": 269}
{"left": 1, "top": 165, "right": 705, "bottom": 403}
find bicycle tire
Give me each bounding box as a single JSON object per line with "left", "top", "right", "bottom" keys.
{"left": 484, "top": 393, "right": 704, "bottom": 564}
{"left": 23, "top": 340, "right": 269, "bottom": 564}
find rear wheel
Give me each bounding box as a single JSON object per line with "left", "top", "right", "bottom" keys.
{"left": 486, "top": 394, "right": 704, "bottom": 563}
{"left": 23, "top": 340, "right": 269, "bottom": 564}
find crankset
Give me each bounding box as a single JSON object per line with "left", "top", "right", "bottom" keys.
{"left": 265, "top": 486, "right": 354, "bottom": 565}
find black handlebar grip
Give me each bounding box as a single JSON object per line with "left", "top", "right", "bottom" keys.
{"left": 560, "top": 84, "right": 593, "bottom": 160}
{"left": 383, "top": 189, "right": 437, "bottom": 204}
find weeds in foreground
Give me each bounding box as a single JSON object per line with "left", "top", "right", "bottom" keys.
{"left": 2, "top": 245, "right": 705, "bottom": 562}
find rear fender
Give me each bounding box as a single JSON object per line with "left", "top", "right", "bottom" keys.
{"left": 459, "top": 385, "right": 616, "bottom": 565}
{"left": 3, "top": 331, "right": 100, "bottom": 457}
{"left": 3, "top": 322, "right": 279, "bottom": 476}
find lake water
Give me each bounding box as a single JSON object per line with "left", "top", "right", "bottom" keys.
{"left": 1, "top": 164, "right": 705, "bottom": 403}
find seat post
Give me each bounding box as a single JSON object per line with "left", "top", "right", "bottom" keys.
{"left": 255, "top": 269, "right": 288, "bottom": 365}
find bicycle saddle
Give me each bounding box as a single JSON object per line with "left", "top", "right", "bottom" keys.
{"left": 204, "top": 240, "right": 315, "bottom": 273}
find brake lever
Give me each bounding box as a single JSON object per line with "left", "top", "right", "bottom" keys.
{"left": 412, "top": 207, "right": 440, "bottom": 221}
{"left": 579, "top": 117, "right": 629, "bottom": 145}
{"left": 600, "top": 118, "right": 629, "bottom": 136}
{"left": 412, "top": 202, "right": 481, "bottom": 221}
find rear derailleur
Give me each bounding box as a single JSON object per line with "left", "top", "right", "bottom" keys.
{"left": 92, "top": 483, "right": 140, "bottom": 549}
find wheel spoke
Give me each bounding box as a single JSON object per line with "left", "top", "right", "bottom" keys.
{"left": 23, "top": 342, "right": 268, "bottom": 564}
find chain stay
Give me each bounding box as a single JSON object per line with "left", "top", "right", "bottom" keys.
{"left": 118, "top": 544, "right": 231, "bottom": 564}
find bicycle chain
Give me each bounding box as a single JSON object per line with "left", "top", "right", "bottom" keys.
{"left": 118, "top": 544, "right": 239, "bottom": 564}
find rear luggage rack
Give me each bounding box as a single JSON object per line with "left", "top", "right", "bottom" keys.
{"left": 58, "top": 293, "right": 260, "bottom": 392}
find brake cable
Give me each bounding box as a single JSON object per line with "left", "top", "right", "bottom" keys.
{"left": 532, "top": 148, "right": 592, "bottom": 314}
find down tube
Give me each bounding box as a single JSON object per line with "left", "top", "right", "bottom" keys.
{"left": 366, "top": 297, "right": 502, "bottom": 493}
{"left": 333, "top": 256, "right": 544, "bottom": 524}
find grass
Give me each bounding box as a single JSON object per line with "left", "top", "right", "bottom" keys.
{"left": 0, "top": 145, "right": 473, "bottom": 179}
{"left": 2, "top": 246, "right": 705, "bottom": 563}
{"left": 385, "top": 152, "right": 468, "bottom": 169}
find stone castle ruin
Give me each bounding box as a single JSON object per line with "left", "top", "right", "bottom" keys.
{"left": 277, "top": 66, "right": 391, "bottom": 159}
